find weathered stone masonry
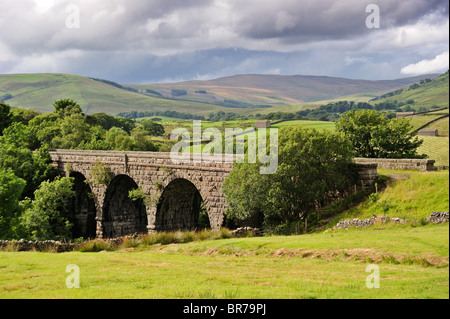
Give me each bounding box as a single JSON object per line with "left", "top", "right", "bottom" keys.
{"left": 49, "top": 149, "right": 378, "bottom": 239}
{"left": 50, "top": 150, "right": 233, "bottom": 238}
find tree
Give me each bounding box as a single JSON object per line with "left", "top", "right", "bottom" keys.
{"left": 130, "top": 127, "right": 159, "bottom": 151}
{"left": 0, "top": 168, "right": 26, "bottom": 239}
{"left": 222, "top": 162, "right": 271, "bottom": 222}
{"left": 335, "top": 109, "right": 425, "bottom": 158}
{"left": 105, "top": 127, "right": 134, "bottom": 150}
{"left": 53, "top": 98, "right": 82, "bottom": 118}
{"left": 140, "top": 119, "right": 165, "bottom": 136}
{"left": 369, "top": 118, "right": 425, "bottom": 158}
{"left": 0, "top": 102, "right": 13, "bottom": 135}
{"left": 28, "top": 112, "right": 62, "bottom": 148}
{"left": 21, "top": 176, "right": 75, "bottom": 240}
{"left": 87, "top": 113, "right": 136, "bottom": 133}
{"left": 51, "top": 113, "right": 92, "bottom": 149}
{"left": 223, "top": 126, "right": 355, "bottom": 227}
{"left": 0, "top": 123, "right": 56, "bottom": 199}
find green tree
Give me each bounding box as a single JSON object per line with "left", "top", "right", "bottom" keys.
{"left": 335, "top": 109, "right": 425, "bottom": 158}
{"left": 21, "top": 176, "right": 75, "bottom": 240}
{"left": 51, "top": 113, "right": 92, "bottom": 149}
{"left": 130, "top": 127, "right": 159, "bottom": 151}
{"left": 87, "top": 113, "right": 136, "bottom": 133}
{"left": 105, "top": 127, "right": 134, "bottom": 150}
{"left": 28, "top": 113, "right": 62, "bottom": 147}
{"left": 370, "top": 118, "right": 425, "bottom": 158}
{"left": 53, "top": 98, "right": 82, "bottom": 118}
{"left": 10, "top": 107, "right": 41, "bottom": 125}
{"left": 223, "top": 127, "right": 355, "bottom": 227}
{"left": 0, "top": 123, "right": 56, "bottom": 199}
{"left": 0, "top": 168, "right": 26, "bottom": 239}
{"left": 0, "top": 101, "right": 13, "bottom": 135}
{"left": 223, "top": 162, "right": 270, "bottom": 222}
{"left": 140, "top": 119, "right": 165, "bottom": 136}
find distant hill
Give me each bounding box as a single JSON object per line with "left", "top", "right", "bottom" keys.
{"left": 129, "top": 73, "right": 441, "bottom": 108}
{"left": 0, "top": 73, "right": 230, "bottom": 115}
{"left": 0, "top": 72, "right": 440, "bottom": 115}
{"left": 369, "top": 71, "right": 449, "bottom": 110}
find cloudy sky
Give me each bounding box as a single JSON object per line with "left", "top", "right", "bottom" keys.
{"left": 0, "top": 0, "right": 448, "bottom": 83}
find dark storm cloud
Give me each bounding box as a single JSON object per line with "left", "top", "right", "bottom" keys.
{"left": 229, "top": 0, "right": 448, "bottom": 41}
{"left": 0, "top": 0, "right": 448, "bottom": 81}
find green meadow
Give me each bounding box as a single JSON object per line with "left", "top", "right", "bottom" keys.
{"left": 0, "top": 223, "right": 448, "bottom": 299}
{"left": 1, "top": 169, "right": 448, "bottom": 299}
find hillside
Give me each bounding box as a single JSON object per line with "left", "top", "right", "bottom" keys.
{"left": 129, "top": 73, "right": 440, "bottom": 108}
{"left": 0, "top": 72, "right": 442, "bottom": 116}
{"left": 0, "top": 73, "right": 231, "bottom": 115}
{"left": 369, "top": 71, "right": 449, "bottom": 110}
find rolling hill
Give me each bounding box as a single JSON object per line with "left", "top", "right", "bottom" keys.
{"left": 0, "top": 73, "right": 231, "bottom": 116}
{"left": 128, "top": 73, "right": 441, "bottom": 108}
{"left": 0, "top": 72, "right": 441, "bottom": 115}
{"left": 369, "top": 71, "right": 449, "bottom": 110}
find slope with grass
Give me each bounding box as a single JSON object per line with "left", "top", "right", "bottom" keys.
{"left": 370, "top": 71, "right": 449, "bottom": 110}
{"left": 0, "top": 73, "right": 232, "bottom": 115}
{"left": 328, "top": 169, "right": 449, "bottom": 225}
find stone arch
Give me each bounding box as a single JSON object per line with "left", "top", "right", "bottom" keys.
{"left": 102, "top": 174, "right": 148, "bottom": 238}
{"left": 155, "top": 178, "right": 210, "bottom": 232}
{"left": 68, "top": 172, "right": 97, "bottom": 239}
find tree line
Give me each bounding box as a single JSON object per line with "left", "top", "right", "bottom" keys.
{"left": 117, "top": 109, "right": 206, "bottom": 120}
{"left": 0, "top": 99, "right": 166, "bottom": 240}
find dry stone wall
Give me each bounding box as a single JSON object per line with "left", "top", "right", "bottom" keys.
{"left": 329, "top": 212, "right": 449, "bottom": 231}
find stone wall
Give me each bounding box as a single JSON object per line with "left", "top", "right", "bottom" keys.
{"left": 354, "top": 157, "right": 435, "bottom": 171}
{"left": 426, "top": 211, "right": 449, "bottom": 224}
{"left": 0, "top": 240, "right": 76, "bottom": 252}
{"left": 353, "top": 163, "right": 378, "bottom": 189}
{"left": 49, "top": 149, "right": 233, "bottom": 238}
{"left": 49, "top": 149, "right": 379, "bottom": 238}
{"left": 329, "top": 212, "right": 449, "bottom": 231}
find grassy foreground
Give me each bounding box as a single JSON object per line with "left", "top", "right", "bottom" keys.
{"left": 0, "top": 224, "right": 448, "bottom": 299}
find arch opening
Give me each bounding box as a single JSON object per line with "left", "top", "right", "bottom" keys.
{"left": 103, "top": 175, "right": 147, "bottom": 238}
{"left": 156, "top": 178, "right": 210, "bottom": 232}
{"left": 68, "top": 172, "right": 97, "bottom": 239}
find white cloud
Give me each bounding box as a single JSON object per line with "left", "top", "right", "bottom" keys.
{"left": 400, "top": 51, "right": 449, "bottom": 75}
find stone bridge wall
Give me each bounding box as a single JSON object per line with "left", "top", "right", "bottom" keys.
{"left": 354, "top": 157, "right": 435, "bottom": 171}
{"left": 49, "top": 149, "right": 378, "bottom": 238}
{"left": 50, "top": 150, "right": 232, "bottom": 238}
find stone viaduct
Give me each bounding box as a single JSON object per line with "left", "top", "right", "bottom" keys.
{"left": 49, "top": 149, "right": 377, "bottom": 239}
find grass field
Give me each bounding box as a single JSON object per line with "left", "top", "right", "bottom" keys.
{"left": 270, "top": 120, "right": 335, "bottom": 131}
{"left": 328, "top": 169, "right": 449, "bottom": 225}
{"left": 418, "top": 136, "right": 449, "bottom": 166}
{"left": 0, "top": 167, "right": 448, "bottom": 299}
{"left": 0, "top": 223, "right": 448, "bottom": 299}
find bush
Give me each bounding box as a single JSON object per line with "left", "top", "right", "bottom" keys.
{"left": 78, "top": 240, "right": 116, "bottom": 252}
